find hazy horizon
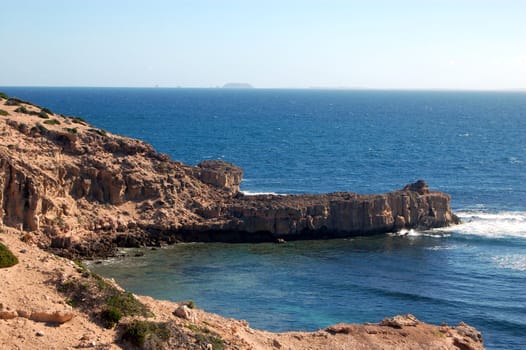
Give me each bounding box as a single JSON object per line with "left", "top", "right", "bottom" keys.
{"left": 1, "top": 0, "right": 525, "bottom": 90}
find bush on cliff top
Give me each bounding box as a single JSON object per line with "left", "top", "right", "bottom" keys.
{"left": 43, "top": 119, "right": 60, "bottom": 125}
{"left": 57, "top": 266, "right": 152, "bottom": 329}
{"left": 0, "top": 242, "right": 18, "bottom": 268}
{"left": 0, "top": 92, "right": 8, "bottom": 99}
{"left": 101, "top": 306, "right": 122, "bottom": 329}
{"left": 70, "top": 116, "right": 87, "bottom": 125}
{"left": 0, "top": 109, "right": 9, "bottom": 116}
{"left": 121, "top": 320, "right": 170, "bottom": 348}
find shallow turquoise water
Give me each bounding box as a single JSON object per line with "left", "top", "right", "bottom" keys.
{"left": 89, "top": 229, "right": 526, "bottom": 350}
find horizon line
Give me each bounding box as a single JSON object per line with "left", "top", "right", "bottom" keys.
{"left": 1, "top": 85, "right": 525, "bottom": 92}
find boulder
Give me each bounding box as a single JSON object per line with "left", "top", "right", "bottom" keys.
{"left": 29, "top": 310, "right": 76, "bottom": 324}
{"left": 173, "top": 305, "right": 195, "bottom": 321}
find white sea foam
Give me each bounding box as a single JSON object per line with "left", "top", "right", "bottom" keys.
{"left": 391, "top": 229, "right": 449, "bottom": 238}
{"left": 491, "top": 254, "right": 526, "bottom": 271}
{"left": 241, "top": 190, "right": 281, "bottom": 196}
{"left": 441, "top": 210, "right": 526, "bottom": 239}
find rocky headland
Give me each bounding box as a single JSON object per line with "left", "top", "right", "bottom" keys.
{"left": 0, "top": 94, "right": 482, "bottom": 349}
{"left": 0, "top": 94, "right": 458, "bottom": 258}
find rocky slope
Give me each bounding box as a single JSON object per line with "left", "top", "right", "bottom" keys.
{"left": 0, "top": 94, "right": 458, "bottom": 257}
{"left": 0, "top": 227, "right": 484, "bottom": 349}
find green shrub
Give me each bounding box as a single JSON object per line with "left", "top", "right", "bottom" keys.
{"left": 70, "top": 116, "right": 87, "bottom": 124}
{"left": 4, "top": 98, "right": 20, "bottom": 106}
{"left": 0, "top": 243, "right": 19, "bottom": 268}
{"left": 14, "top": 106, "right": 29, "bottom": 114}
{"left": 38, "top": 111, "right": 50, "bottom": 119}
{"left": 41, "top": 107, "right": 53, "bottom": 115}
{"left": 0, "top": 92, "right": 8, "bottom": 99}
{"left": 101, "top": 307, "right": 122, "bottom": 329}
{"left": 121, "top": 320, "right": 170, "bottom": 348}
{"left": 18, "top": 123, "right": 29, "bottom": 133}
{"left": 0, "top": 109, "right": 9, "bottom": 116}
{"left": 43, "top": 119, "right": 60, "bottom": 125}
{"left": 64, "top": 127, "right": 78, "bottom": 134}
{"left": 197, "top": 334, "right": 224, "bottom": 350}
{"left": 56, "top": 264, "right": 153, "bottom": 329}
{"left": 31, "top": 123, "right": 49, "bottom": 135}
{"left": 107, "top": 291, "right": 150, "bottom": 317}
{"left": 88, "top": 128, "right": 107, "bottom": 137}
{"left": 186, "top": 325, "right": 224, "bottom": 350}
{"left": 73, "top": 260, "right": 88, "bottom": 273}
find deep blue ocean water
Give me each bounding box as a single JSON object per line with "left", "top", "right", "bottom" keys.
{"left": 2, "top": 87, "right": 525, "bottom": 349}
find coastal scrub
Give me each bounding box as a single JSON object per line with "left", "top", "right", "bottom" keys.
{"left": 57, "top": 263, "right": 152, "bottom": 329}
{"left": 0, "top": 242, "right": 18, "bottom": 268}
{"left": 121, "top": 320, "right": 170, "bottom": 348}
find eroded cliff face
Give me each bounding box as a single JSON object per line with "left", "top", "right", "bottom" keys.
{"left": 0, "top": 96, "right": 458, "bottom": 257}
{"left": 180, "top": 187, "right": 457, "bottom": 242}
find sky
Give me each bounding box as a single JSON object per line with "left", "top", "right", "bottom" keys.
{"left": 1, "top": 0, "right": 525, "bottom": 90}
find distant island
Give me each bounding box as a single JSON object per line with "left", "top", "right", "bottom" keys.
{"left": 222, "top": 82, "right": 254, "bottom": 89}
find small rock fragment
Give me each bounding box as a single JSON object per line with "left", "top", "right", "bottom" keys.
{"left": 326, "top": 323, "right": 353, "bottom": 334}
{"left": 380, "top": 314, "right": 419, "bottom": 328}
{"left": 0, "top": 310, "right": 18, "bottom": 319}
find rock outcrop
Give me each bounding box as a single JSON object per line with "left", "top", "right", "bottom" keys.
{"left": 0, "top": 95, "right": 459, "bottom": 257}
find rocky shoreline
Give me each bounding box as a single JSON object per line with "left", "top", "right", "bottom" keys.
{"left": 0, "top": 95, "right": 458, "bottom": 258}
{"left": 0, "top": 94, "right": 484, "bottom": 349}
{"left": 1, "top": 227, "right": 484, "bottom": 349}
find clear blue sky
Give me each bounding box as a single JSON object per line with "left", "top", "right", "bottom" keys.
{"left": 1, "top": 0, "right": 525, "bottom": 89}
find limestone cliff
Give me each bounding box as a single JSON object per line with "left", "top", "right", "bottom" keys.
{"left": 0, "top": 95, "right": 458, "bottom": 257}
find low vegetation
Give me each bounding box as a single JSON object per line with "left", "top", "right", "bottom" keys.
{"left": 100, "top": 306, "right": 122, "bottom": 329}
{"left": 5, "top": 99, "right": 22, "bottom": 107}
{"left": 14, "top": 106, "right": 30, "bottom": 114}
{"left": 88, "top": 128, "right": 107, "bottom": 136}
{"left": 64, "top": 127, "right": 78, "bottom": 134}
{"left": 30, "top": 124, "right": 49, "bottom": 135}
{"left": 43, "top": 119, "right": 61, "bottom": 125}
{"left": 57, "top": 261, "right": 152, "bottom": 329}
{"left": 0, "top": 242, "right": 19, "bottom": 268}
{"left": 121, "top": 320, "right": 170, "bottom": 349}
{"left": 0, "top": 109, "right": 9, "bottom": 116}
{"left": 7, "top": 97, "right": 33, "bottom": 106}
{"left": 0, "top": 92, "right": 8, "bottom": 99}
{"left": 186, "top": 324, "right": 225, "bottom": 350}
{"left": 70, "top": 116, "right": 87, "bottom": 125}
{"left": 38, "top": 111, "right": 50, "bottom": 119}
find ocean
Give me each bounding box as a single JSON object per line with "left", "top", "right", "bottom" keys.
{"left": 2, "top": 87, "right": 525, "bottom": 349}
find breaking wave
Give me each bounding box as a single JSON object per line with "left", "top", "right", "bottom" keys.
{"left": 491, "top": 254, "right": 526, "bottom": 271}
{"left": 390, "top": 229, "right": 450, "bottom": 238}
{"left": 442, "top": 210, "right": 526, "bottom": 239}
{"left": 241, "top": 190, "right": 280, "bottom": 196}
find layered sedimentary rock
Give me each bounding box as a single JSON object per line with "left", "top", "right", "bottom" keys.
{"left": 0, "top": 96, "right": 459, "bottom": 257}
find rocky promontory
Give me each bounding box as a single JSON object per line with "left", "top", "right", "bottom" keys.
{"left": 0, "top": 94, "right": 483, "bottom": 350}
{"left": 0, "top": 94, "right": 458, "bottom": 257}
